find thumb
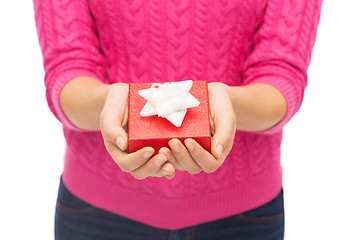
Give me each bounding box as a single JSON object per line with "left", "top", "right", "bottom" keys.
{"left": 100, "top": 83, "right": 129, "bottom": 151}
{"left": 100, "top": 108, "right": 128, "bottom": 151}
{"left": 211, "top": 112, "right": 236, "bottom": 159}
{"left": 209, "top": 86, "right": 236, "bottom": 159}
{"left": 115, "top": 126, "right": 128, "bottom": 151}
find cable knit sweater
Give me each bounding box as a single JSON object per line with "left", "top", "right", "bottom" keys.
{"left": 33, "top": 0, "right": 322, "bottom": 229}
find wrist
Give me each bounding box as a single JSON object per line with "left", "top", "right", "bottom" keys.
{"left": 208, "top": 82, "right": 239, "bottom": 113}
{"left": 94, "top": 81, "right": 111, "bottom": 113}
{"left": 59, "top": 76, "right": 111, "bottom": 131}
{"left": 224, "top": 85, "right": 246, "bottom": 131}
{"left": 226, "top": 83, "right": 287, "bottom": 132}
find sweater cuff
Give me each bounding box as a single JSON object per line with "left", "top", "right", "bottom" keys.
{"left": 243, "top": 75, "right": 302, "bottom": 135}
{"left": 46, "top": 69, "right": 103, "bottom": 132}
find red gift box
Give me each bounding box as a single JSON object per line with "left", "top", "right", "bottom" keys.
{"left": 128, "top": 80, "right": 211, "bottom": 153}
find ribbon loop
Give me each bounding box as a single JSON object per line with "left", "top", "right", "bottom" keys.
{"left": 138, "top": 80, "right": 200, "bottom": 127}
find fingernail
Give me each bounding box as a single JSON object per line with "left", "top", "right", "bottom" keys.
{"left": 216, "top": 144, "right": 223, "bottom": 159}
{"left": 186, "top": 142, "right": 194, "bottom": 152}
{"left": 163, "top": 171, "right": 170, "bottom": 176}
{"left": 171, "top": 143, "right": 180, "bottom": 153}
{"left": 143, "top": 151, "right": 153, "bottom": 159}
{"left": 116, "top": 136, "right": 125, "bottom": 150}
{"left": 155, "top": 160, "right": 162, "bottom": 167}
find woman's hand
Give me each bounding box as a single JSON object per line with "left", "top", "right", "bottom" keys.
{"left": 100, "top": 83, "right": 175, "bottom": 180}
{"left": 159, "top": 82, "right": 236, "bottom": 174}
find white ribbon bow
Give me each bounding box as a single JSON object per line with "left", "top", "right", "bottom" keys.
{"left": 138, "top": 80, "right": 200, "bottom": 127}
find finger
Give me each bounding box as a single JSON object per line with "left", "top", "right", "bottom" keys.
{"left": 107, "top": 143, "right": 155, "bottom": 173}
{"left": 184, "top": 138, "right": 220, "bottom": 173}
{"left": 131, "top": 153, "right": 168, "bottom": 180}
{"left": 211, "top": 114, "right": 236, "bottom": 160}
{"left": 169, "top": 139, "right": 201, "bottom": 174}
{"left": 158, "top": 162, "right": 176, "bottom": 179}
{"left": 100, "top": 83, "right": 129, "bottom": 151}
{"left": 102, "top": 117, "right": 155, "bottom": 173}
{"left": 209, "top": 89, "right": 236, "bottom": 159}
{"left": 100, "top": 109, "right": 128, "bottom": 152}
{"left": 158, "top": 147, "right": 185, "bottom": 171}
{"left": 164, "top": 172, "right": 175, "bottom": 180}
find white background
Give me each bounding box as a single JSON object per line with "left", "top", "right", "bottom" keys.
{"left": 0, "top": 1, "right": 348, "bottom": 239}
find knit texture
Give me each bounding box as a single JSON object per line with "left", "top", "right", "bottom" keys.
{"left": 33, "top": 0, "right": 322, "bottom": 229}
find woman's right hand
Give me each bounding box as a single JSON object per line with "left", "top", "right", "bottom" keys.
{"left": 100, "top": 83, "right": 175, "bottom": 180}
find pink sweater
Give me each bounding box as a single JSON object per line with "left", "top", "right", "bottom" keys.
{"left": 33, "top": 0, "right": 322, "bottom": 229}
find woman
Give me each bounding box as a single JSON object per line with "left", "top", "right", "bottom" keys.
{"left": 33, "top": 0, "right": 322, "bottom": 239}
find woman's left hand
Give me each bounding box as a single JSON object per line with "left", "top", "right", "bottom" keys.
{"left": 159, "top": 82, "right": 236, "bottom": 174}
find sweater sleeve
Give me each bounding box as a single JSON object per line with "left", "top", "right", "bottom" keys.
{"left": 33, "top": 0, "right": 106, "bottom": 131}
{"left": 242, "top": 0, "right": 322, "bottom": 134}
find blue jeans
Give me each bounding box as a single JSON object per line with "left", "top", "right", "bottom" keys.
{"left": 55, "top": 178, "right": 284, "bottom": 240}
